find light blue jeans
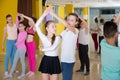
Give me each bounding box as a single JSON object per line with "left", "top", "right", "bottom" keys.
{"left": 10, "top": 48, "right": 26, "bottom": 75}
{"left": 5, "top": 40, "right": 16, "bottom": 71}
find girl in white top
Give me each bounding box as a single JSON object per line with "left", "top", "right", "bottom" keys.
{"left": 48, "top": 8, "right": 80, "bottom": 80}
{"left": 76, "top": 18, "right": 90, "bottom": 76}
{"left": 2, "top": 14, "right": 17, "bottom": 77}
{"left": 35, "top": 8, "right": 61, "bottom": 80}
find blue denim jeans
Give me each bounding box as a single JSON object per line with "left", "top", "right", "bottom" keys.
{"left": 61, "top": 62, "right": 75, "bottom": 80}
{"left": 5, "top": 40, "right": 16, "bottom": 71}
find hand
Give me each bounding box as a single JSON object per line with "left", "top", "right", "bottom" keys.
{"left": 17, "top": 13, "right": 24, "bottom": 21}
{"left": 2, "top": 45, "right": 4, "bottom": 52}
{"left": 49, "top": 7, "right": 55, "bottom": 16}
{"left": 39, "top": 45, "right": 44, "bottom": 51}
{"left": 43, "top": 7, "right": 50, "bottom": 16}
{"left": 17, "top": 13, "right": 23, "bottom": 17}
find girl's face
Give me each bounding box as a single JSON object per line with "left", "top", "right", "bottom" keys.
{"left": 67, "top": 15, "right": 78, "bottom": 27}
{"left": 7, "top": 17, "right": 13, "bottom": 23}
{"left": 46, "top": 22, "right": 56, "bottom": 34}
{"left": 19, "top": 24, "right": 25, "bottom": 31}
{"left": 80, "top": 21, "right": 86, "bottom": 28}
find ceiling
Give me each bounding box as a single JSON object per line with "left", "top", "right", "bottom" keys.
{"left": 46, "top": 0, "right": 120, "bottom": 7}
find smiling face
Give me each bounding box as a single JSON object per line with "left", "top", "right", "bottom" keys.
{"left": 45, "top": 21, "right": 56, "bottom": 34}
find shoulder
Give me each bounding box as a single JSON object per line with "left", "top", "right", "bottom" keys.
{"left": 100, "top": 39, "right": 106, "bottom": 45}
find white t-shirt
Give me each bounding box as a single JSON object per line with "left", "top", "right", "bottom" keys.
{"left": 98, "top": 25, "right": 104, "bottom": 36}
{"left": 78, "top": 28, "right": 89, "bottom": 45}
{"left": 60, "top": 28, "right": 79, "bottom": 63}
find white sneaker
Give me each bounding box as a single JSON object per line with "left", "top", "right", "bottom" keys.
{"left": 4, "top": 74, "right": 12, "bottom": 79}
{"left": 17, "top": 74, "right": 25, "bottom": 79}
{"left": 4, "top": 71, "right": 8, "bottom": 76}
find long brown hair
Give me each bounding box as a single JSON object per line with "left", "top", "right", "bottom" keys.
{"left": 45, "top": 20, "right": 56, "bottom": 44}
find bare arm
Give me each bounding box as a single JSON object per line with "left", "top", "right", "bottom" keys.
{"left": 79, "top": 17, "right": 89, "bottom": 34}
{"left": 50, "top": 8, "right": 76, "bottom": 34}
{"left": 16, "top": 13, "right": 24, "bottom": 27}
{"left": 35, "top": 8, "right": 49, "bottom": 41}
{"left": 2, "top": 27, "right": 7, "bottom": 51}
{"left": 114, "top": 12, "right": 120, "bottom": 25}
{"left": 22, "top": 14, "right": 36, "bottom": 31}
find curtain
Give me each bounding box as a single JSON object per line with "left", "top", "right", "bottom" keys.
{"left": 18, "top": 0, "right": 32, "bottom": 16}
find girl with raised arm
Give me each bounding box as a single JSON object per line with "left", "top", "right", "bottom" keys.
{"left": 49, "top": 8, "right": 80, "bottom": 80}
{"left": 35, "top": 8, "right": 61, "bottom": 80}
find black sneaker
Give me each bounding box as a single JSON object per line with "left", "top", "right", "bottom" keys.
{"left": 84, "top": 72, "right": 89, "bottom": 76}
{"left": 76, "top": 69, "right": 84, "bottom": 72}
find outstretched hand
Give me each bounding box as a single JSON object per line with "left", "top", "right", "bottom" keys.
{"left": 17, "top": 13, "right": 24, "bottom": 21}
{"left": 49, "top": 7, "right": 55, "bottom": 16}
{"left": 17, "top": 13, "right": 23, "bottom": 17}
{"left": 39, "top": 45, "right": 44, "bottom": 51}
{"left": 43, "top": 7, "right": 50, "bottom": 16}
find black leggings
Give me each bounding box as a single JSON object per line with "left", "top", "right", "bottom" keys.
{"left": 78, "top": 44, "right": 90, "bottom": 72}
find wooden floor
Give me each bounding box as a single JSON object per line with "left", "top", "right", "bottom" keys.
{"left": 0, "top": 50, "right": 101, "bottom": 80}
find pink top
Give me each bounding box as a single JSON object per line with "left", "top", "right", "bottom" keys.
{"left": 15, "top": 31, "right": 27, "bottom": 49}
{"left": 27, "top": 28, "right": 35, "bottom": 35}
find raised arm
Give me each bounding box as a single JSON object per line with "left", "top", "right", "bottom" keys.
{"left": 2, "top": 27, "right": 7, "bottom": 51}
{"left": 22, "top": 14, "right": 35, "bottom": 29}
{"left": 16, "top": 13, "right": 24, "bottom": 27}
{"left": 41, "top": 36, "right": 61, "bottom": 51}
{"left": 49, "top": 8, "right": 76, "bottom": 34}
{"left": 35, "top": 8, "right": 49, "bottom": 41}
{"left": 79, "top": 17, "right": 89, "bottom": 34}
{"left": 114, "top": 12, "right": 120, "bottom": 25}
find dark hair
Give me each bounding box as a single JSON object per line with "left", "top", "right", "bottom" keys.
{"left": 68, "top": 13, "right": 81, "bottom": 29}
{"left": 111, "top": 19, "right": 114, "bottom": 22}
{"left": 65, "top": 16, "right": 67, "bottom": 21}
{"left": 100, "top": 18, "right": 105, "bottom": 24}
{"left": 45, "top": 20, "right": 56, "bottom": 44}
{"left": 94, "top": 17, "right": 98, "bottom": 23}
{"left": 6, "top": 14, "right": 12, "bottom": 19}
{"left": 19, "top": 19, "right": 29, "bottom": 30}
{"left": 104, "top": 21, "right": 118, "bottom": 38}
{"left": 77, "top": 18, "right": 82, "bottom": 29}
{"left": 68, "top": 13, "right": 79, "bottom": 22}
{"left": 6, "top": 14, "right": 12, "bottom": 23}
